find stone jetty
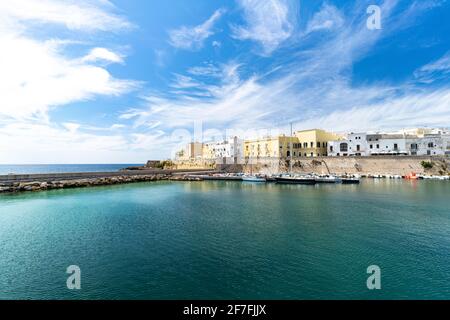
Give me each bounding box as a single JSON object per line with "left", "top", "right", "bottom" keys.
{"left": 0, "top": 174, "right": 169, "bottom": 193}
{"left": 0, "top": 171, "right": 206, "bottom": 194}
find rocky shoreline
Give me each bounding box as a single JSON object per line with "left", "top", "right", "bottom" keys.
{"left": 0, "top": 174, "right": 202, "bottom": 194}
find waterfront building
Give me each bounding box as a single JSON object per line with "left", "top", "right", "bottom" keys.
{"left": 293, "top": 129, "right": 343, "bottom": 157}
{"left": 203, "top": 137, "right": 244, "bottom": 164}
{"left": 175, "top": 142, "right": 203, "bottom": 160}
{"left": 244, "top": 135, "right": 297, "bottom": 159}
{"left": 328, "top": 128, "right": 450, "bottom": 157}
{"left": 244, "top": 129, "right": 341, "bottom": 160}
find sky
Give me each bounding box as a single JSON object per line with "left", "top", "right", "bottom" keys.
{"left": 0, "top": 0, "right": 449, "bottom": 163}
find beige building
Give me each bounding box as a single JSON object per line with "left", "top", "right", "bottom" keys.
{"left": 244, "top": 135, "right": 297, "bottom": 159}
{"left": 175, "top": 142, "right": 203, "bottom": 160}
{"left": 244, "top": 129, "right": 342, "bottom": 159}
{"left": 293, "top": 129, "right": 343, "bottom": 157}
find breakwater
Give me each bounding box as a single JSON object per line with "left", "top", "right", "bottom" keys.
{"left": 244, "top": 156, "right": 450, "bottom": 176}
{"left": 0, "top": 169, "right": 213, "bottom": 193}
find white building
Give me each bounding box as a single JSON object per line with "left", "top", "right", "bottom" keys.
{"left": 328, "top": 132, "right": 369, "bottom": 156}
{"left": 328, "top": 129, "right": 450, "bottom": 157}
{"left": 203, "top": 137, "right": 244, "bottom": 164}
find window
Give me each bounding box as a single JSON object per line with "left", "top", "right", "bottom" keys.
{"left": 317, "top": 142, "right": 321, "bottom": 148}
{"left": 310, "top": 152, "right": 313, "bottom": 157}
{"left": 330, "top": 146, "right": 334, "bottom": 152}
{"left": 370, "top": 144, "right": 373, "bottom": 149}
{"left": 340, "top": 143, "right": 348, "bottom": 152}
{"left": 376, "top": 144, "right": 379, "bottom": 149}
{"left": 428, "top": 142, "right": 434, "bottom": 148}
{"left": 303, "top": 142, "right": 307, "bottom": 148}
{"left": 411, "top": 143, "right": 418, "bottom": 150}
{"left": 310, "top": 142, "right": 314, "bottom": 148}
{"left": 357, "top": 145, "right": 360, "bottom": 151}
{"left": 394, "top": 143, "right": 398, "bottom": 150}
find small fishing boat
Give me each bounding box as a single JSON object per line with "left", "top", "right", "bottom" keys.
{"left": 405, "top": 172, "right": 419, "bottom": 180}
{"left": 242, "top": 176, "right": 266, "bottom": 182}
{"left": 275, "top": 176, "right": 316, "bottom": 185}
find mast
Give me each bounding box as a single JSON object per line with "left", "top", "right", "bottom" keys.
{"left": 289, "top": 122, "right": 293, "bottom": 174}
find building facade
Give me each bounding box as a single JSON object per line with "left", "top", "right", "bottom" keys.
{"left": 175, "top": 142, "right": 203, "bottom": 161}
{"left": 203, "top": 137, "right": 244, "bottom": 163}
{"left": 328, "top": 129, "right": 450, "bottom": 157}
{"left": 244, "top": 135, "right": 297, "bottom": 159}
{"left": 293, "top": 129, "right": 343, "bottom": 157}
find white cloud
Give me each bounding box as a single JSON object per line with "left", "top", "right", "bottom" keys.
{"left": 0, "top": 36, "right": 137, "bottom": 121}
{"left": 124, "top": 0, "right": 450, "bottom": 143}
{"left": 0, "top": 0, "right": 144, "bottom": 163}
{"left": 231, "top": 0, "right": 295, "bottom": 55}
{"left": 305, "top": 4, "right": 344, "bottom": 34}
{"left": 82, "top": 47, "right": 124, "bottom": 64}
{"left": 0, "top": 0, "right": 132, "bottom": 32}
{"left": 168, "top": 8, "right": 225, "bottom": 50}
{"left": 0, "top": 1, "right": 137, "bottom": 122}
{"left": 414, "top": 51, "right": 450, "bottom": 83}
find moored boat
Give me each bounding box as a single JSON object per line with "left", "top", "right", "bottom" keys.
{"left": 242, "top": 176, "right": 266, "bottom": 182}
{"left": 341, "top": 178, "right": 360, "bottom": 184}
{"left": 315, "top": 176, "right": 341, "bottom": 184}
{"left": 275, "top": 176, "right": 316, "bottom": 185}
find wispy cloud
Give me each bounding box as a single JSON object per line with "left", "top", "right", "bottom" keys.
{"left": 231, "top": 0, "right": 296, "bottom": 55}
{"left": 0, "top": 0, "right": 132, "bottom": 32}
{"left": 0, "top": 0, "right": 138, "bottom": 122}
{"left": 125, "top": 0, "right": 450, "bottom": 141}
{"left": 168, "top": 8, "right": 226, "bottom": 50}
{"left": 305, "top": 3, "right": 344, "bottom": 34}
{"left": 414, "top": 51, "right": 450, "bottom": 83}
{"left": 82, "top": 47, "right": 124, "bottom": 64}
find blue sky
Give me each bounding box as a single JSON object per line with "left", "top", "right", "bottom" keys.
{"left": 0, "top": 0, "right": 449, "bottom": 163}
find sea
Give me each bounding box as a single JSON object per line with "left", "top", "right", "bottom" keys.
{"left": 0, "top": 164, "right": 144, "bottom": 175}
{"left": 1, "top": 179, "right": 449, "bottom": 299}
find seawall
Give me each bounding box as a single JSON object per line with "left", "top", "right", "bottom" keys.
{"left": 244, "top": 156, "right": 450, "bottom": 176}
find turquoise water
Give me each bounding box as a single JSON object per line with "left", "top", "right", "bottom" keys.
{"left": 0, "top": 180, "right": 449, "bottom": 300}
{"left": 0, "top": 164, "right": 143, "bottom": 175}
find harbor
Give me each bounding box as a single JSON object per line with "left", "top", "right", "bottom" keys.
{"left": 2, "top": 165, "right": 450, "bottom": 194}
{"left": 2, "top": 178, "right": 450, "bottom": 300}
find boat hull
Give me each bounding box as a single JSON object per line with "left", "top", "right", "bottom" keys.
{"left": 341, "top": 179, "right": 360, "bottom": 184}
{"left": 242, "top": 177, "right": 266, "bottom": 182}
{"left": 315, "top": 178, "right": 340, "bottom": 184}
{"left": 275, "top": 177, "right": 316, "bottom": 185}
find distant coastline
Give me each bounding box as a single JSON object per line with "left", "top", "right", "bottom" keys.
{"left": 0, "top": 164, "right": 144, "bottom": 175}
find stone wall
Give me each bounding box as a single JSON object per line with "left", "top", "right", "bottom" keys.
{"left": 243, "top": 156, "right": 450, "bottom": 176}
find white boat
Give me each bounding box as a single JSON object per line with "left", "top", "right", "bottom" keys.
{"left": 242, "top": 176, "right": 266, "bottom": 182}
{"left": 315, "top": 176, "right": 341, "bottom": 184}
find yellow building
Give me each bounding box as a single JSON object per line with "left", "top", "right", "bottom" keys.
{"left": 293, "top": 129, "right": 343, "bottom": 157}
{"left": 244, "top": 135, "right": 298, "bottom": 159}
{"left": 244, "top": 130, "right": 342, "bottom": 159}
{"left": 202, "top": 142, "right": 215, "bottom": 160}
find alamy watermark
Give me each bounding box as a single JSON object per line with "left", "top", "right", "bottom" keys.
{"left": 66, "top": 265, "right": 81, "bottom": 290}
{"left": 367, "top": 5, "right": 382, "bottom": 30}
{"left": 367, "top": 265, "right": 381, "bottom": 290}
